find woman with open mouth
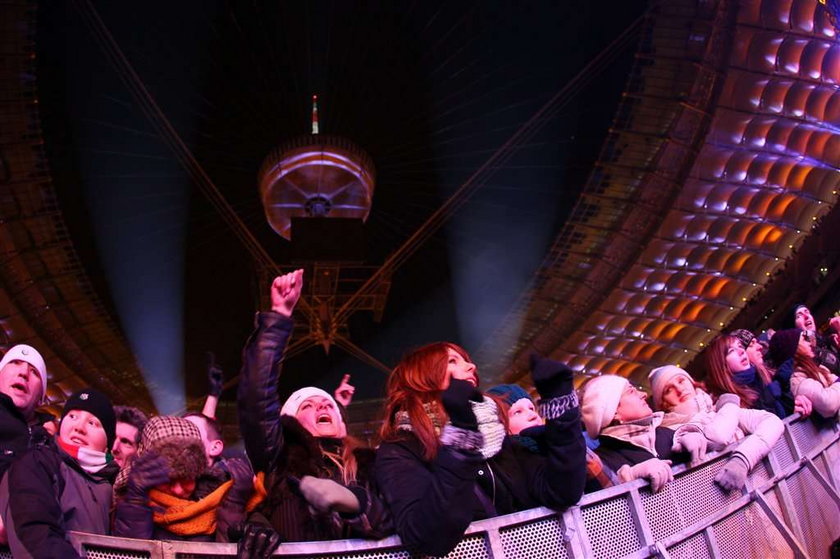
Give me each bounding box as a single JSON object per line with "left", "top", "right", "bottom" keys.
{"left": 236, "top": 270, "right": 392, "bottom": 554}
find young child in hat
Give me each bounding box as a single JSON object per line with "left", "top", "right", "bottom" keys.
{"left": 488, "top": 376, "right": 618, "bottom": 493}
{"left": 0, "top": 388, "right": 119, "bottom": 558}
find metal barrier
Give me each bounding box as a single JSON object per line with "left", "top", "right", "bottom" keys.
{"left": 2, "top": 415, "right": 837, "bottom": 558}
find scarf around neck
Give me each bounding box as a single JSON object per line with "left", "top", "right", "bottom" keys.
{"left": 732, "top": 366, "right": 757, "bottom": 386}
{"left": 148, "top": 472, "right": 268, "bottom": 536}
{"left": 469, "top": 397, "right": 505, "bottom": 459}
{"left": 395, "top": 397, "right": 506, "bottom": 459}
{"left": 57, "top": 437, "right": 111, "bottom": 474}
{"left": 601, "top": 412, "right": 664, "bottom": 457}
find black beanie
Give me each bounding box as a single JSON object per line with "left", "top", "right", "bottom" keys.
{"left": 61, "top": 388, "right": 117, "bottom": 449}
{"left": 789, "top": 304, "right": 807, "bottom": 329}
{"left": 768, "top": 328, "right": 802, "bottom": 367}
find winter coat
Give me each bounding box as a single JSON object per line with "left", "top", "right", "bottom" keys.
{"left": 735, "top": 370, "right": 787, "bottom": 419}
{"left": 237, "top": 311, "right": 392, "bottom": 542}
{"left": 375, "top": 405, "right": 586, "bottom": 557}
{"left": 0, "top": 440, "right": 118, "bottom": 558}
{"left": 595, "top": 426, "right": 689, "bottom": 475}
{"left": 791, "top": 365, "right": 840, "bottom": 419}
{"left": 661, "top": 399, "right": 784, "bottom": 470}
{"left": 0, "top": 393, "right": 53, "bottom": 478}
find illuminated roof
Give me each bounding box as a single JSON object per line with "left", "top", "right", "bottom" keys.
{"left": 485, "top": 0, "right": 840, "bottom": 387}
{"left": 0, "top": 5, "right": 155, "bottom": 413}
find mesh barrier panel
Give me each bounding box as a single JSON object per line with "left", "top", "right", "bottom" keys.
{"left": 499, "top": 515, "right": 568, "bottom": 559}
{"left": 83, "top": 545, "right": 153, "bottom": 559}
{"left": 639, "top": 483, "right": 685, "bottom": 542}
{"left": 711, "top": 503, "right": 794, "bottom": 559}
{"left": 786, "top": 466, "right": 840, "bottom": 558}
{"left": 176, "top": 552, "right": 412, "bottom": 559}
{"left": 748, "top": 459, "right": 772, "bottom": 487}
{"left": 645, "top": 457, "right": 740, "bottom": 534}
{"left": 441, "top": 533, "right": 490, "bottom": 559}
{"left": 0, "top": 549, "right": 11, "bottom": 559}
{"left": 581, "top": 496, "right": 640, "bottom": 559}
{"left": 667, "top": 531, "right": 711, "bottom": 559}
{"left": 824, "top": 440, "right": 840, "bottom": 488}
{"left": 787, "top": 419, "right": 821, "bottom": 456}
{"left": 770, "top": 433, "right": 797, "bottom": 472}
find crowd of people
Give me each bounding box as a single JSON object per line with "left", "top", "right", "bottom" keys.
{"left": 0, "top": 270, "right": 837, "bottom": 557}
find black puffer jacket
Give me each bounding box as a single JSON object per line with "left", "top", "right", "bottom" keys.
{"left": 375, "top": 406, "right": 586, "bottom": 557}
{"left": 237, "top": 312, "right": 392, "bottom": 542}
{"left": 0, "top": 393, "right": 53, "bottom": 478}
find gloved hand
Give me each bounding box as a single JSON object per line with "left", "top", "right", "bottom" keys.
{"left": 714, "top": 454, "right": 750, "bottom": 492}
{"left": 673, "top": 432, "right": 708, "bottom": 467}
{"left": 125, "top": 451, "right": 170, "bottom": 501}
{"left": 530, "top": 353, "right": 574, "bottom": 399}
{"left": 207, "top": 352, "right": 224, "bottom": 398}
{"left": 621, "top": 458, "right": 673, "bottom": 493}
{"left": 714, "top": 393, "right": 740, "bottom": 412}
{"left": 299, "top": 476, "right": 360, "bottom": 514}
{"left": 229, "top": 522, "right": 282, "bottom": 559}
{"left": 224, "top": 458, "right": 255, "bottom": 506}
{"left": 441, "top": 378, "right": 483, "bottom": 430}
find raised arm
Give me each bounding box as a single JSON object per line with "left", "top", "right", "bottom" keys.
{"left": 237, "top": 270, "right": 303, "bottom": 472}
{"left": 527, "top": 355, "right": 587, "bottom": 506}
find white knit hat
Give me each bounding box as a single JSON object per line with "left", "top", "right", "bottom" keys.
{"left": 648, "top": 365, "right": 693, "bottom": 411}
{"left": 280, "top": 386, "right": 339, "bottom": 417}
{"left": 0, "top": 344, "right": 48, "bottom": 403}
{"left": 580, "top": 375, "right": 628, "bottom": 439}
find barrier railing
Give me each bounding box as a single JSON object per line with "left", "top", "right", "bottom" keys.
{"left": 2, "top": 415, "right": 837, "bottom": 558}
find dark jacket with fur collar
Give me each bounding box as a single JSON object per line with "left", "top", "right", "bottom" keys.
{"left": 237, "top": 312, "right": 392, "bottom": 542}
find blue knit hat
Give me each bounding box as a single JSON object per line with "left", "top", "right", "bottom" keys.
{"left": 486, "top": 384, "right": 532, "bottom": 407}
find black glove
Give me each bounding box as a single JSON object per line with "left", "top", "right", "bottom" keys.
{"left": 229, "top": 522, "right": 282, "bottom": 559}
{"left": 125, "top": 451, "right": 170, "bottom": 501}
{"left": 441, "top": 378, "right": 482, "bottom": 430}
{"left": 224, "top": 458, "right": 255, "bottom": 506}
{"left": 207, "top": 352, "right": 224, "bottom": 398}
{"left": 530, "top": 353, "right": 574, "bottom": 399}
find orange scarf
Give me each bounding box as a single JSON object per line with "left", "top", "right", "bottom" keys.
{"left": 149, "top": 473, "right": 267, "bottom": 536}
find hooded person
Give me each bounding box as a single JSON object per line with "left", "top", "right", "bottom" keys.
{"left": 113, "top": 415, "right": 260, "bottom": 543}
{"left": 236, "top": 270, "right": 392, "bottom": 553}
{"left": 0, "top": 388, "right": 120, "bottom": 558}
{"left": 648, "top": 365, "right": 784, "bottom": 492}
{"left": 0, "top": 344, "right": 55, "bottom": 477}
{"left": 580, "top": 374, "right": 693, "bottom": 493}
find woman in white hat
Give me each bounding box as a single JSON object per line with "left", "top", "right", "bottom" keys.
{"left": 237, "top": 270, "right": 392, "bottom": 546}
{"left": 648, "top": 365, "right": 783, "bottom": 491}
{"left": 580, "top": 374, "right": 692, "bottom": 493}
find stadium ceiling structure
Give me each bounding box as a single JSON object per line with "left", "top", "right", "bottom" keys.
{"left": 0, "top": 2, "right": 156, "bottom": 413}
{"left": 1, "top": 0, "right": 838, "bottom": 415}
{"left": 483, "top": 0, "right": 840, "bottom": 388}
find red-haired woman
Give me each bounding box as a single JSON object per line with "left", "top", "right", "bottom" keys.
{"left": 769, "top": 329, "right": 840, "bottom": 419}
{"left": 375, "top": 349, "right": 586, "bottom": 557}
{"left": 703, "top": 334, "right": 789, "bottom": 418}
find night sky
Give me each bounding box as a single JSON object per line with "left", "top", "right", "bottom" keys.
{"left": 36, "top": 1, "right": 645, "bottom": 412}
